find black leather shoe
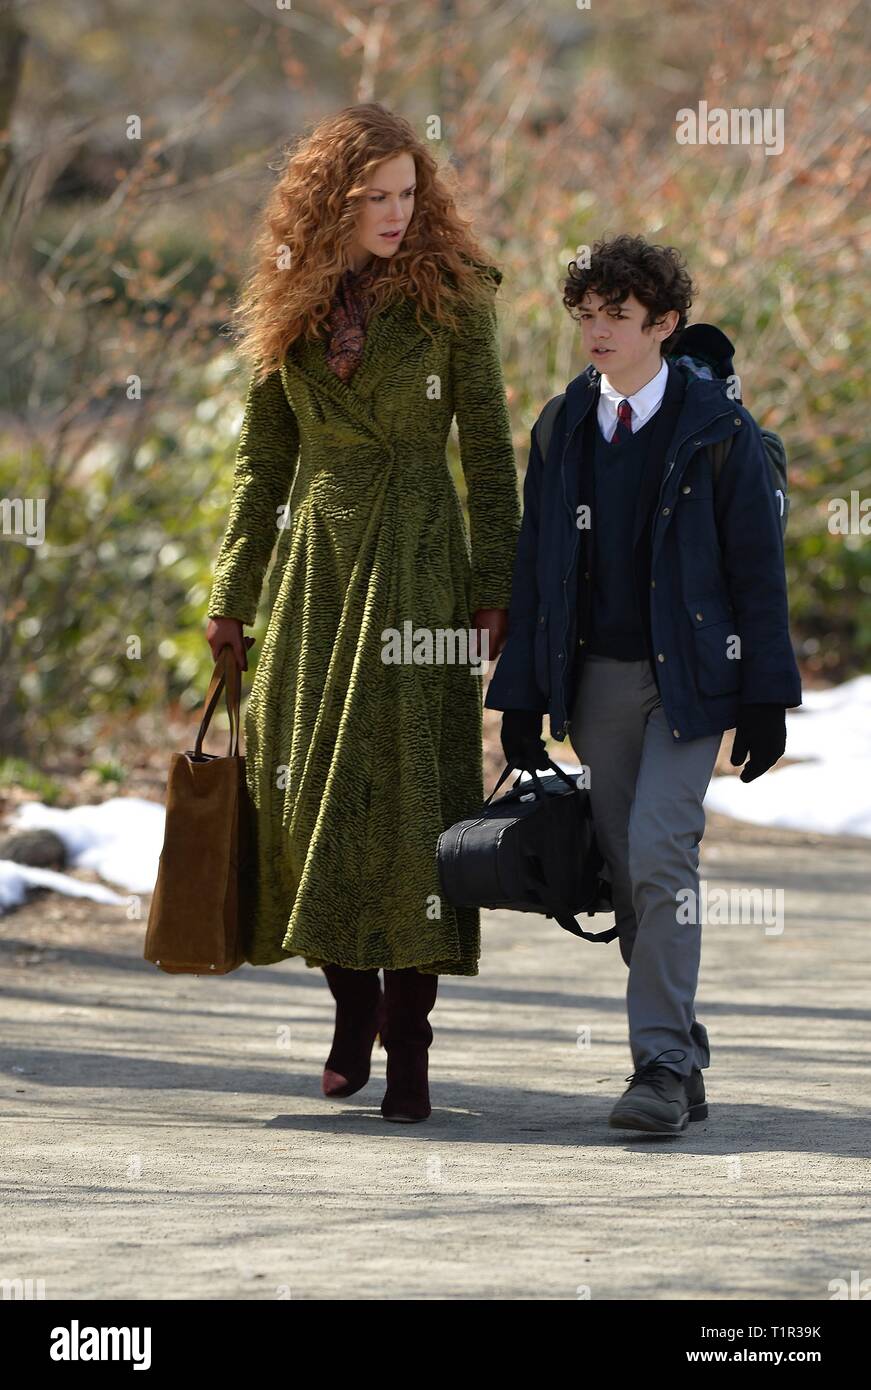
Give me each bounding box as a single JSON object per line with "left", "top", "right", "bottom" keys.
{"left": 609, "top": 1049, "right": 696, "bottom": 1134}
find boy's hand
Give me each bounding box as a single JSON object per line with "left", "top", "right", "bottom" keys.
{"left": 730, "top": 703, "right": 786, "bottom": 782}
{"left": 501, "top": 709, "right": 550, "bottom": 772}
{"left": 472, "top": 607, "right": 508, "bottom": 660}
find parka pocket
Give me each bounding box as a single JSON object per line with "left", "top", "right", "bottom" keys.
{"left": 686, "top": 595, "right": 742, "bottom": 697}
{"left": 534, "top": 602, "right": 550, "bottom": 695}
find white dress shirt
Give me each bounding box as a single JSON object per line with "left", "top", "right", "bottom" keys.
{"left": 597, "top": 356, "right": 668, "bottom": 442}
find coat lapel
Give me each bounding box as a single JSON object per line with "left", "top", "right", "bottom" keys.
{"left": 284, "top": 294, "right": 436, "bottom": 450}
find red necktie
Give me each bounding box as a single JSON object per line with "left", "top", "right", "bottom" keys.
{"left": 611, "top": 398, "right": 633, "bottom": 445}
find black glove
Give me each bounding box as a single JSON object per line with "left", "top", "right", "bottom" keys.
{"left": 500, "top": 708, "right": 550, "bottom": 772}
{"left": 730, "top": 703, "right": 786, "bottom": 783}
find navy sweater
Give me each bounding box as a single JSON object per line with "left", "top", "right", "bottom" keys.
{"left": 585, "top": 412, "right": 659, "bottom": 660}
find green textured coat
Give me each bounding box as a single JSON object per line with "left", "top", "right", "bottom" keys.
{"left": 207, "top": 274, "right": 521, "bottom": 974}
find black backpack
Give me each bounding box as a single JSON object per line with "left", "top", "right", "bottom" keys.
{"left": 673, "top": 321, "right": 789, "bottom": 534}
{"left": 708, "top": 430, "right": 789, "bottom": 536}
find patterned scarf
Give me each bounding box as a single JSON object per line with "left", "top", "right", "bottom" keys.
{"left": 325, "top": 263, "right": 377, "bottom": 382}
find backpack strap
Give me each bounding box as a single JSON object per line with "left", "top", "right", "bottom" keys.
{"left": 708, "top": 434, "right": 732, "bottom": 483}
{"left": 708, "top": 429, "right": 789, "bottom": 535}
{"left": 532, "top": 393, "right": 567, "bottom": 463}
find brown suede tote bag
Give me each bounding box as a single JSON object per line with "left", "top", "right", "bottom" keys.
{"left": 144, "top": 644, "right": 253, "bottom": 974}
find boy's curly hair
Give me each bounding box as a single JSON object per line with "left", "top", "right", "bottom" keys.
{"left": 562, "top": 234, "right": 695, "bottom": 353}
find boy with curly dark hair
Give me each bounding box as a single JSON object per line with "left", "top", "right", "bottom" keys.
{"left": 485, "top": 233, "right": 802, "bottom": 1134}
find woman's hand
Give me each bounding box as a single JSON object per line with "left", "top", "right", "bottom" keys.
{"left": 472, "top": 607, "right": 508, "bottom": 662}
{"left": 206, "top": 616, "right": 255, "bottom": 670}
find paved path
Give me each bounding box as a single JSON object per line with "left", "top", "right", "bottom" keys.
{"left": 2, "top": 813, "right": 869, "bottom": 1300}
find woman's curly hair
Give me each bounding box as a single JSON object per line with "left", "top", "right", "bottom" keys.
{"left": 235, "top": 103, "right": 498, "bottom": 380}
{"left": 562, "top": 234, "right": 695, "bottom": 353}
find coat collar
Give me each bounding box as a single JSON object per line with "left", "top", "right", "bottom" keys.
{"left": 564, "top": 348, "right": 737, "bottom": 443}
{"left": 598, "top": 355, "right": 669, "bottom": 429}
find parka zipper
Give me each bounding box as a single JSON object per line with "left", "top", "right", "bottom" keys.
{"left": 558, "top": 411, "right": 586, "bottom": 737}
{"left": 654, "top": 408, "right": 736, "bottom": 516}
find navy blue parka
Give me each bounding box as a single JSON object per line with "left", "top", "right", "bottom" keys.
{"left": 484, "top": 346, "right": 803, "bottom": 742}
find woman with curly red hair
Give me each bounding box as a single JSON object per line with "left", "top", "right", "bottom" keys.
{"left": 206, "top": 103, "right": 520, "bottom": 1122}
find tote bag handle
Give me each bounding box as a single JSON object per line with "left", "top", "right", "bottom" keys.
{"left": 194, "top": 645, "right": 242, "bottom": 759}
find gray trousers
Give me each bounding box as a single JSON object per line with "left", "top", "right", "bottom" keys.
{"left": 568, "top": 654, "right": 721, "bottom": 1078}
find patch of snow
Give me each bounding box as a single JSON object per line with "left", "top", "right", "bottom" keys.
{"left": 703, "top": 675, "right": 871, "bottom": 837}
{"left": 1, "top": 797, "right": 166, "bottom": 913}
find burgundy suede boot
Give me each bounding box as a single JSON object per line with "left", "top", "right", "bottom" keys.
{"left": 321, "top": 964, "right": 385, "bottom": 1099}
{"left": 380, "top": 968, "right": 439, "bottom": 1122}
